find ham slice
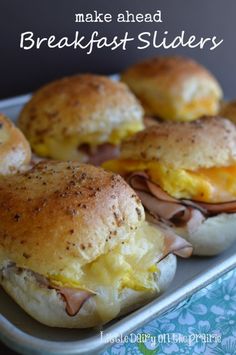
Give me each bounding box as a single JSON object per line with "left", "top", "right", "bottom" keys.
{"left": 163, "top": 229, "right": 193, "bottom": 258}
{"left": 137, "top": 190, "right": 187, "bottom": 221}
{"left": 127, "top": 172, "right": 205, "bottom": 228}
{"left": 29, "top": 144, "right": 119, "bottom": 167}
{"left": 127, "top": 172, "right": 236, "bottom": 216}
{"left": 192, "top": 200, "right": 236, "bottom": 214}
{"left": 186, "top": 209, "right": 206, "bottom": 235}
{"left": 53, "top": 286, "right": 95, "bottom": 317}
{"left": 144, "top": 117, "right": 159, "bottom": 127}
{"left": 3, "top": 265, "right": 95, "bottom": 317}
{"left": 127, "top": 171, "right": 236, "bottom": 233}
{"left": 146, "top": 213, "right": 193, "bottom": 259}
{"left": 79, "top": 143, "right": 119, "bottom": 166}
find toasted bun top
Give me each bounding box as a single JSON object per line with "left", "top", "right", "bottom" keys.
{"left": 121, "top": 117, "right": 236, "bottom": 170}
{"left": 0, "top": 161, "right": 144, "bottom": 278}
{"left": 18, "top": 74, "right": 144, "bottom": 151}
{"left": 122, "top": 56, "right": 222, "bottom": 101}
{"left": 121, "top": 56, "right": 222, "bottom": 122}
{"left": 0, "top": 114, "right": 31, "bottom": 175}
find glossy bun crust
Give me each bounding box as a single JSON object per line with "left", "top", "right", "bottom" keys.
{"left": 121, "top": 56, "right": 222, "bottom": 121}
{"left": 0, "top": 161, "right": 144, "bottom": 279}
{"left": 121, "top": 117, "right": 236, "bottom": 170}
{"left": 18, "top": 74, "right": 144, "bottom": 160}
{"left": 0, "top": 114, "right": 31, "bottom": 174}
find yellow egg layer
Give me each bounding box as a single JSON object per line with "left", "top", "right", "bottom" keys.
{"left": 49, "top": 221, "right": 162, "bottom": 292}
{"left": 175, "top": 98, "right": 218, "bottom": 122}
{"left": 47, "top": 222, "right": 163, "bottom": 323}
{"left": 32, "top": 121, "right": 144, "bottom": 159}
{"left": 150, "top": 97, "right": 218, "bottom": 122}
{"left": 103, "top": 159, "right": 236, "bottom": 203}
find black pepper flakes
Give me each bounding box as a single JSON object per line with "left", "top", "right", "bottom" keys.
{"left": 23, "top": 252, "right": 31, "bottom": 259}
{"left": 80, "top": 244, "right": 86, "bottom": 250}
{"left": 136, "top": 208, "right": 142, "bottom": 221}
{"left": 14, "top": 214, "right": 21, "bottom": 221}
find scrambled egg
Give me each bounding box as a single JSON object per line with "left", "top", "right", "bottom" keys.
{"left": 145, "top": 97, "right": 217, "bottom": 122}
{"left": 33, "top": 121, "right": 143, "bottom": 159}
{"left": 48, "top": 221, "right": 163, "bottom": 322}
{"left": 49, "top": 222, "right": 163, "bottom": 292}
{"left": 176, "top": 98, "right": 218, "bottom": 122}
{"left": 103, "top": 159, "right": 236, "bottom": 203}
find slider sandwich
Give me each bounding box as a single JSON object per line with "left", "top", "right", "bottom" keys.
{"left": 0, "top": 161, "right": 191, "bottom": 328}
{"left": 104, "top": 117, "right": 236, "bottom": 256}
{"left": 0, "top": 114, "right": 31, "bottom": 174}
{"left": 18, "top": 74, "right": 144, "bottom": 164}
{"left": 121, "top": 56, "right": 222, "bottom": 122}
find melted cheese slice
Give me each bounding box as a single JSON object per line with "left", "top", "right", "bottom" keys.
{"left": 144, "top": 95, "right": 218, "bottom": 122}
{"left": 103, "top": 159, "right": 236, "bottom": 203}
{"left": 33, "top": 121, "right": 143, "bottom": 159}
{"left": 176, "top": 98, "right": 218, "bottom": 122}
{"left": 49, "top": 222, "right": 163, "bottom": 322}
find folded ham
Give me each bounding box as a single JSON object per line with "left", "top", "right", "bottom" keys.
{"left": 127, "top": 172, "right": 236, "bottom": 234}
{"left": 78, "top": 143, "right": 120, "bottom": 166}
{"left": 2, "top": 228, "right": 193, "bottom": 319}
{"left": 1, "top": 264, "right": 95, "bottom": 318}
{"left": 53, "top": 285, "right": 95, "bottom": 316}
{"left": 147, "top": 214, "right": 193, "bottom": 259}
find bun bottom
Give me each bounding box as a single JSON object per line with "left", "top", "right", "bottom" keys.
{"left": 175, "top": 213, "right": 236, "bottom": 256}
{"left": 0, "top": 254, "right": 176, "bottom": 328}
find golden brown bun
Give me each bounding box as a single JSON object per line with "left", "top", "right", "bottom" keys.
{"left": 1, "top": 254, "right": 176, "bottom": 328}
{"left": 121, "top": 117, "right": 236, "bottom": 170}
{"left": 220, "top": 100, "right": 236, "bottom": 125}
{"left": 18, "top": 74, "right": 144, "bottom": 160}
{"left": 0, "top": 161, "right": 144, "bottom": 279}
{"left": 121, "top": 56, "right": 222, "bottom": 121}
{"left": 0, "top": 114, "right": 31, "bottom": 174}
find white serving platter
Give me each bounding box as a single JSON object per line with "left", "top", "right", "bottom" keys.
{"left": 0, "top": 93, "right": 236, "bottom": 355}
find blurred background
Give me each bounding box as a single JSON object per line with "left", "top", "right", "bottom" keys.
{"left": 0, "top": 0, "right": 235, "bottom": 99}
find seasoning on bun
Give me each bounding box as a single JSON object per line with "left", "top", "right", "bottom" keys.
{"left": 103, "top": 117, "right": 236, "bottom": 255}
{"left": 18, "top": 74, "right": 144, "bottom": 164}
{"left": 0, "top": 161, "right": 191, "bottom": 328}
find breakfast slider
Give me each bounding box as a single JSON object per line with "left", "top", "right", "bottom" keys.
{"left": 103, "top": 117, "right": 236, "bottom": 256}
{"left": 121, "top": 56, "right": 222, "bottom": 122}
{"left": 0, "top": 161, "right": 191, "bottom": 328}
{"left": 0, "top": 114, "right": 31, "bottom": 175}
{"left": 18, "top": 74, "right": 144, "bottom": 164}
